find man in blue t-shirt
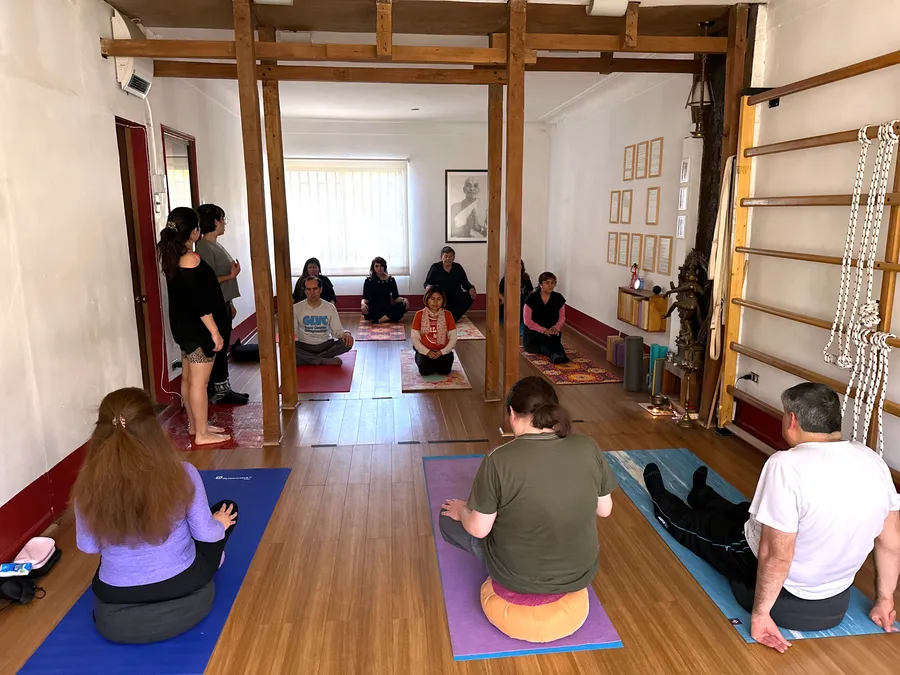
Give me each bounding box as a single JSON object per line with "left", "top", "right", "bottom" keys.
{"left": 292, "top": 277, "right": 354, "bottom": 365}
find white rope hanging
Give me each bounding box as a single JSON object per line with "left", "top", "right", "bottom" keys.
{"left": 824, "top": 121, "right": 899, "bottom": 455}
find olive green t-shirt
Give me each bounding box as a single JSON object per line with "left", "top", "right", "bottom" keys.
{"left": 466, "top": 432, "right": 617, "bottom": 594}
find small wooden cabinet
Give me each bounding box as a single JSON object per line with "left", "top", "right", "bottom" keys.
{"left": 617, "top": 287, "right": 668, "bottom": 333}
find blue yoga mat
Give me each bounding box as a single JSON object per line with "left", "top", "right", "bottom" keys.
{"left": 606, "top": 448, "right": 898, "bottom": 642}
{"left": 21, "top": 468, "right": 290, "bottom": 674}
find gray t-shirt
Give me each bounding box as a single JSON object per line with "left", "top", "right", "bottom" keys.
{"left": 196, "top": 239, "right": 240, "bottom": 304}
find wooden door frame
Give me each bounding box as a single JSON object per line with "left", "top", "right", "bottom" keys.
{"left": 160, "top": 125, "right": 201, "bottom": 208}
{"left": 115, "top": 116, "right": 174, "bottom": 404}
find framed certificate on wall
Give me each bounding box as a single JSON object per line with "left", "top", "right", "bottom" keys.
{"left": 620, "top": 189, "right": 633, "bottom": 224}
{"left": 630, "top": 233, "right": 642, "bottom": 267}
{"left": 642, "top": 234, "right": 657, "bottom": 272}
{"left": 623, "top": 144, "right": 635, "bottom": 181}
{"left": 618, "top": 232, "right": 629, "bottom": 266}
{"left": 635, "top": 141, "right": 649, "bottom": 180}
{"left": 658, "top": 235, "right": 674, "bottom": 276}
{"left": 609, "top": 190, "right": 621, "bottom": 223}
{"left": 646, "top": 187, "right": 660, "bottom": 225}
{"left": 649, "top": 137, "right": 664, "bottom": 178}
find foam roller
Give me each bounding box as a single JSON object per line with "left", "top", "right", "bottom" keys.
{"left": 624, "top": 336, "right": 645, "bottom": 392}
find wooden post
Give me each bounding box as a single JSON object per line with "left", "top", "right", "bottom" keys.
{"left": 233, "top": 0, "right": 281, "bottom": 444}
{"left": 699, "top": 2, "right": 749, "bottom": 425}
{"left": 623, "top": 2, "right": 640, "bottom": 50}
{"left": 867, "top": 152, "right": 900, "bottom": 447}
{"left": 376, "top": 0, "right": 392, "bottom": 59}
{"left": 717, "top": 97, "right": 757, "bottom": 427}
{"left": 259, "top": 27, "right": 298, "bottom": 411}
{"left": 503, "top": 0, "right": 526, "bottom": 396}
{"left": 484, "top": 83, "right": 504, "bottom": 402}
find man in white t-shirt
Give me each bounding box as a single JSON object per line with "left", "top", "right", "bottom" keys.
{"left": 643, "top": 382, "right": 900, "bottom": 653}
{"left": 292, "top": 276, "right": 354, "bottom": 366}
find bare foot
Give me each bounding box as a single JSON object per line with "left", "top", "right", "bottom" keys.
{"left": 193, "top": 431, "right": 231, "bottom": 446}
{"left": 378, "top": 315, "right": 391, "bottom": 323}
{"left": 189, "top": 424, "right": 226, "bottom": 434}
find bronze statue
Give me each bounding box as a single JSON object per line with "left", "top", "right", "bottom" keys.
{"left": 663, "top": 249, "right": 710, "bottom": 371}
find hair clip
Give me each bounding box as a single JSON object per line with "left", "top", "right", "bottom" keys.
{"left": 166, "top": 221, "right": 177, "bottom": 230}
{"left": 111, "top": 415, "right": 126, "bottom": 429}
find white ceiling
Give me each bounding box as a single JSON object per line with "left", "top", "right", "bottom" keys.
{"left": 153, "top": 28, "right": 692, "bottom": 123}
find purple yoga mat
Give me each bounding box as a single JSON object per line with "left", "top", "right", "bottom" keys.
{"left": 424, "top": 455, "right": 623, "bottom": 660}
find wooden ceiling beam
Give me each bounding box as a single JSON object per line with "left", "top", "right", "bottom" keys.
{"left": 376, "top": 0, "right": 392, "bottom": 59}
{"left": 623, "top": 2, "right": 640, "bottom": 50}
{"left": 153, "top": 60, "right": 508, "bottom": 85}
{"left": 101, "top": 38, "right": 509, "bottom": 65}
{"left": 526, "top": 33, "right": 728, "bottom": 54}
{"left": 526, "top": 56, "right": 700, "bottom": 74}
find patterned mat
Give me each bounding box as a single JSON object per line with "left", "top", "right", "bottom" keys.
{"left": 161, "top": 403, "right": 264, "bottom": 449}
{"left": 522, "top": 347, "right": 623, "bottom": 385}
{"left": 400, "top": 350, "right": 472, "bottom": 391}
{"left": 356, "top": 319, "right": 407, "bottom": 341}
{"left": 455, "top": 317, "right": 485, "bottom": 340}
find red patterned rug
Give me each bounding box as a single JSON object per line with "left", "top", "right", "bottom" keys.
{"left": 356, "top": 319, "right": 406, "bottom": 341}
{"left": 521, "top": 347, "right": 623, "bottom": 385}
{"left": 161, "top": 403, "right": 265, "bottom": 450}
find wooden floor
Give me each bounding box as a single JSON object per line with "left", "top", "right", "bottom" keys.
{"left": 3, "top": 313, "right": 899, "bottom": 674}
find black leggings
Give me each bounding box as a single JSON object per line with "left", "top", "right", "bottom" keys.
{"left": 445, "top": 293, "right": 474, "bottom": 322}
{"left": 415, "top": 351, "right": 454, "bottom": 376}
{"left": 209, "top": 313, "right": 233, "bottom": 389}
{"left": 92, "top": 500, "right": 238, "bottom": 604}
{"left": 523, "top": 329, "right": 568, "bottom": 362}
{"left": 365, "top": 301, "right": 406, "bottom": 323}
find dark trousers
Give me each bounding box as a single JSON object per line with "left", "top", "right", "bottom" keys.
{"left": 295, "top": 339, "right": 352, "bottom": 365}
{"left": 91, "top": 500, "right": 238, "bottom": 605}
{"left": 209, "top": 310, "right": 233, "bottom": 392}
{"left": 439, "top": 513, "right": 485, "bottom": 564}
{"left": 523, "top": 329, "right": 568, "bottom": 362}
{"left": 648, "top": 480, "right": 757, "bottom": 586}
{"left": 365, "top": 301, "right": 406, "bottom": 323}
{"left": 415, "top": 351, "right": 454, "bottom": 376}
{"left": 446, "top": 292, "right": 474, "bottom": 322}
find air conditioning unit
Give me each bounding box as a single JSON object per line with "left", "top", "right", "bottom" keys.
{"left": 111, "top": 10, "right": 153, "bottom": 99}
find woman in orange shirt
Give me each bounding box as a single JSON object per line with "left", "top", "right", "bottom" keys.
{"left": 411, "top": 287, "right": 458, "bottom": 376}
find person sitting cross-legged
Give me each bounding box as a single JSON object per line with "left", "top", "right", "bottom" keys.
{"left": 293, "top": 276, "right": 354, "bottom": 366}
{"left": 642, "top": 382, "right": 900, "bottom": 653}
{"left": 411, "top": 286, "right": 457, "bottom": 376}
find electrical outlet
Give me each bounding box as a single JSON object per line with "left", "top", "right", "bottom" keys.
{"left": 748, "top": 371, "right": 759, "bottom": 383}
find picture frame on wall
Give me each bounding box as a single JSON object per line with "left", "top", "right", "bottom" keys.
{"left": 620, "top": 189, "right": 633, "bottom": 224}
{"left": 609, "top": 190, "right": 621, "bottom": 224}
{"left": 607, "top": 232, "right": 618, "bottom": 264}
{"left": 679, "top": 158, "right": 691, "bottom": 184}
{"left": 646, "top": 187, "right": 660, "bottom": 225}
{"left": 676, "top": 215, "right": 687, "bottom": 239}
{"left": 618, "top": 232, "right": 629, "bottom": 266}
{"left": 635, "top": 141, "right": 649, "bottom": 180}
{"left": 678, "top": 185, "right": 689, "bottom": 211}
{"left": 642, "top": 234, "right": 657, "bottom": 272}
{"left": 658, "top": 235, "right": 674, "bottom": 275}
{"left": 445, "top": 170, "right": 488, "bottom": 243}
{"left": 649, "top": 137, "right": 664, "bottom": 178}
{"left": 623, "top": 145, "right": 635, "bottom": 181}
{"left": 630, "top": 233, "right": 643, "bottom": 267}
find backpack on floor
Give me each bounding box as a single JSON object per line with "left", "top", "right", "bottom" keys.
{"left": 0, "top": 577, "right": 41, "bottom": 605}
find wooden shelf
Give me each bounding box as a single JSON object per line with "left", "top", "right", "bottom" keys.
{"left": 617, "top": 286, "right": 668, "bottom": 333}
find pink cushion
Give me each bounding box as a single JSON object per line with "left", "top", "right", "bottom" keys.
{"left": 491, "top": 579, "right": 566, "bottom": 606}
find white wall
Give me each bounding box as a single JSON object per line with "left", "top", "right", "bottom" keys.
{"left": 545, "top": 73, "right": 694, "bottom": 339}
{"left": 731, "top": 0, "right": 900, "bottom": 468}
{"left": 0, "top": 0, "right": 252, "bottom": 508}
{"left": 280, "top": 118, "right": 551, "bottom": 297}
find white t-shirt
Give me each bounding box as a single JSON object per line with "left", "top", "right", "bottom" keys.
{"left": 744, "top": 440, "right": 900, "bottom": 600}
{"left": 292, "top": 299, "right": 346, "bottom": 345}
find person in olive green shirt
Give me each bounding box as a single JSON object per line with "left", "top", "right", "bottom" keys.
{"left": 440, "top": 376, "right": 617, "bottom": 595}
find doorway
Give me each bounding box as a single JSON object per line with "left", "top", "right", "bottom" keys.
{"left": 115, "top": 118, "right": 170, "bottom": 403}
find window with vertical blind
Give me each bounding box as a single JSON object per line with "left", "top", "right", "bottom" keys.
{"left": 284, "top": 159, "right": 409, "bottom": 276}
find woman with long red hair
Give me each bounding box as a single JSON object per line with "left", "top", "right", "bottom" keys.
{"left": 73, "top": 387, "right": 237, "bottom": 641}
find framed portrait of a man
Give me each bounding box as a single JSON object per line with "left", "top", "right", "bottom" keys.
{"left": 445, "top": 170, "right": 488, "bottom": 243}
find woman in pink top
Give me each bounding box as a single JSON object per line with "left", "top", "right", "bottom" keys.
{"left": 523, "top": 272, "right": 570, "bottom": 365}
{"left": 73, "top": 388, "right": 238, "bottom": 612}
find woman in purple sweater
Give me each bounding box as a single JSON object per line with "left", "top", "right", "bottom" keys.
{"left": 73, "top": 388, "right": 237, "bottom": 615}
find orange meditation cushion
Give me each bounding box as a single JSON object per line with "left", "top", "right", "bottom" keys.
{"left": 479, "top": 577, "right": 589, "bottom": 643}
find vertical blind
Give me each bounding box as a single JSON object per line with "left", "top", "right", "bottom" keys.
{"left": 284, "top": 159, "right": 409, "bottom": 276}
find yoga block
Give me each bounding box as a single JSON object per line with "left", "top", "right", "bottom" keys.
{"left": 613, "top": 341, "right": 626, "bottom": 368}
{"left": 606, "top": 336, "right": 623, "bottom": 366}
